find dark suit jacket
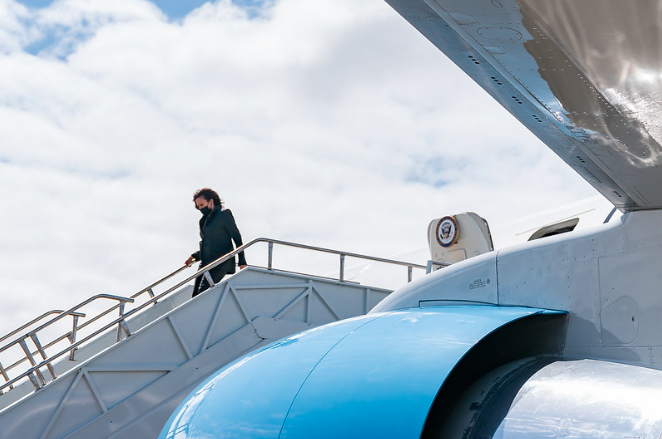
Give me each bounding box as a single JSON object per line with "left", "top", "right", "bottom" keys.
{"left": 191, "top": 206, "right": 247, "bottom": 273}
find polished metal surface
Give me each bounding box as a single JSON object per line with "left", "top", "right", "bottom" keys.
{"left": 438, "top": 358, "right": 662, "bottom": 438}
{"left": 386, "top": 0, "right": 662, "bottom": 210}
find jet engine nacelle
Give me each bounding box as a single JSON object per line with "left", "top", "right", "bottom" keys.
{"left": 158, "top": 305, "right": 662, "bottom": 439}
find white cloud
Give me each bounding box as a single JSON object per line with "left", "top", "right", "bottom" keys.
{"left": 0, "top": 0, "right": 33, "bottom": 53}
{"left": 0, "top": 0, "right": 595, "bottom": 334}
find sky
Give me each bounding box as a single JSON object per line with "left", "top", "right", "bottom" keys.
{"left": 0, "top": 0, "right": 598, "bottom": 334}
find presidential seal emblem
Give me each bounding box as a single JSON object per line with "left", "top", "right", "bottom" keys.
{"left": 436, "top": 216, "right": 459, "bottom": 247}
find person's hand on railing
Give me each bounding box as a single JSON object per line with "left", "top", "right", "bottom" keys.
{"left": 185, "top": 256, "right": 196, "bottom": 267}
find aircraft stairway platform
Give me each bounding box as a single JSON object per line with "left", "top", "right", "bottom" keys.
{"left": 0, "top": 238, "right": 426, "bottom": 439}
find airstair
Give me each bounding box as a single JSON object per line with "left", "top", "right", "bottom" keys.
{"left": 0, "top": 238, "right": 428, "bottom": 439}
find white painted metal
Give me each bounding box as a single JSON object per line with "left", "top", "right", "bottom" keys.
{"left": 427, "top": 212, "right": 493, "bottom": 265}
{"left": 375, "top": 209, "right": 662, "bottom": 369}
{"left": 0, "top": 267, "right": 391, "bottom": 439}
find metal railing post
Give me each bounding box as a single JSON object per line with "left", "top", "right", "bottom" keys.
{"left": 116, "top": 301, "right": 132, "bottom": 342}
{"left": 339, "top": 254, "right": 345, "bottom": 282}
{"left": 203, "top": 271, "right": 215, "bottom": 288}
{"left": 68, "top": 312, "right": 84, "bottom": 361}
{"left": 145, "top": 288, "right": 158, "bottom": 305}
{"left": 30, "top": 334, "right": 57, "bottom": 380}
{"left": 408, "top": 266, "right": 413, "bottom": 283}
{"left": 18, "top": 339, "right": 46, "bottom": 389}
{"left": 268, "top": 242, "right": 274, "bottom": 270}
{"left": 0, "top": 362, "right": 12, "bottom": 394}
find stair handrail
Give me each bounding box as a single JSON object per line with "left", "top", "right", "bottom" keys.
{"left": 68, "top": 265, "right": 190, "bottom": 337}
{"left": 0, "top": 295, "right": 133, "bottom": 355}
{"left": 0, "top": 265, "right": 197, "bottom": 391}
{"left": 0, "top": 237, "right": 441, "bottom": 394}
{"left": 0, "top": 311, "right": 79, "bottom": 345}
{"left": 259, "top": 238, "right": 426, "bottom": 278}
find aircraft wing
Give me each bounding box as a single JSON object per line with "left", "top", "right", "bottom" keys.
{"left": 386, "top": 0, "right": 662, "bottom": 211}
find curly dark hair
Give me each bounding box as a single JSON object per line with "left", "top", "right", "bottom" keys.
{"left": 193, "top": 188, "right": 223, "bottom": 209}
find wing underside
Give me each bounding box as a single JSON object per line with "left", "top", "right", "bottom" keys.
{"left": 387, "top": 0, "right": 662, "bottom": 211}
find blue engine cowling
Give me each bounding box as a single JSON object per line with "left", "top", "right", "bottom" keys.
{"left": 158, "top": 305, "right": 568, "bottom": 439}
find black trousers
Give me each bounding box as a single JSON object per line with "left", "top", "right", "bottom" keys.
{"left": 192, "top": 263, "right": 232, "bottom": 297}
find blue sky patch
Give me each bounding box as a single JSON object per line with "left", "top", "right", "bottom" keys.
{"left": 18, "top": 0, "right": 209, "bottom": 19}
{"left": 18, "top": 0, "right": 269, "bottom": 56}
{"left": 23, "top": 25, "right": 90, "bottom": 58}
{"left": 17, "top": 0, "right": 265, "bottom": 20}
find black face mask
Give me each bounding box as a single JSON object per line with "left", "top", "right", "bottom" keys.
{"left": 200, "top": 206, "right": 211, "bottom": 216}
